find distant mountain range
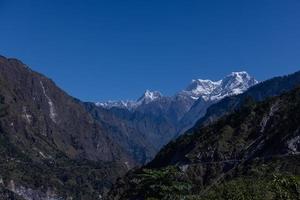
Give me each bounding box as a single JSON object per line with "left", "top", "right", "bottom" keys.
{"left": 91, "top": 71, "right": 258, "bottom": 163}
{"left": 97, "top": 71, "right": 258, "bottom": 110}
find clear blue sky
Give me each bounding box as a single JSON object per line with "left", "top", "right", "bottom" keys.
{"left": 0, "top": 0, "right": 300, "bottom": 101}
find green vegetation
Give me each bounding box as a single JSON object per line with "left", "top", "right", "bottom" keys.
{"left": 199, "top": 175, "right": 300, "bottom": 200}
{"left": 118, "top": 166, "right": 192, "bottom": 200}
{"left": 114, "top": 164, "right": 300, "bottom": 200}
{"left": 110, "top": 162, "right": 300, "bottom": 200}
{"left": 0, "top": 94, "right": 123, "bottom": 199}
{"left": 0, "top": 140, "right": 120, "bottom": 199}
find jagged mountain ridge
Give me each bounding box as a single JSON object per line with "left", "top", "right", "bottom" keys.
{"left": 178, "top": 71, "right": 258, "bottom": 101}
{"left": 176, "top": 71, "right": 300, "bottom": 136}
{"left": 191, "top": 70, "right": 300, "bottom": 131}
{"left": 96, "top": 90, "right": 163, "bottom": 110}
{"left": 89, "top": 72, "right": 257, "bottom": 163}
{"left": 107, "top": 80, "right": 300, "bottom": 200}
{"left": 97, "top": 71, "right": 257, "bottom": 110}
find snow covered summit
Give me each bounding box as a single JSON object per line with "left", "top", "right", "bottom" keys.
{"left": 96, "top": 71, "right": 258, "bottom": 110}
{"left": 179, "top": 71, "right": 258, "bottom": 101}
{"left": 96, "top": 90, "right": 162, "bottom": 110}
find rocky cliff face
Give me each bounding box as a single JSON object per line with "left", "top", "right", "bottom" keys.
{"left": 0, "top": 56, "right": 134, "bottom": 199}
{"left": 107, "top": 84, "right": 300, "bottom": 200}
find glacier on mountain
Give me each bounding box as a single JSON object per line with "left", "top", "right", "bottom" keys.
{"left": 96, "top": 71, "right": 258, "bottom": 110}
{"left": 95, "top": 90, "right": 163, "bottom": 110}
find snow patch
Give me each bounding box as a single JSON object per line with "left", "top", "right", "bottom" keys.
{"left": 39, "top": 151, "right": 47, "bottom": 159}
{"left": 8, "top": 180, "right": 63, "bottom": 200}
{"left": 40, "top": 81, "right": 57, "bottom": 123}
{"left": 179, "top": 164, "right": 189, "bottom": 172}
{"left": 260, "top": 102, "right": 279, "bottom": 133}
{"left": 33, "top": 147, "right": 52, "bottom": 159}
{"left": 22, "top": 106, "right": 32, "bottom": 124}
{"left": 287, "top": 135, "right": 300, "bottom": 154}
{"left": 124, "top": 161, "right": 130, "bottom": 169}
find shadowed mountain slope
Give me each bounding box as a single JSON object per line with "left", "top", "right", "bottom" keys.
{"left": 107, "top": 84, "right": 300, "bottom": 200}
{"left": 0, "top": 56, "right": 134, "bottom": 199}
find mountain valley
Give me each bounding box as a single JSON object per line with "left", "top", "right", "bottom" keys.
{"left": 0, "top": 55, "right": 300, "bottom": 200}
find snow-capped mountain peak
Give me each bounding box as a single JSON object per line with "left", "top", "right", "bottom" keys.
{"left": 223, "top": 71, "right": 254, "bottom": 87}
{"left": 179, "top": 71, "right": 258, "bottom": 101}
{"left": 96, "top": 71, "right": 258, "bottom": 110}
{"left": 137, "top": 90, "right": 162, "bottom": 103}
{"left": 183, "top": 79, "right": 222, "bottom": 100}
{"left": 216, "top": 71, "right": 258, "bottom": 100}
{"left": 95, "top": 90, "right": 162, "bottom": 110}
